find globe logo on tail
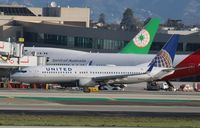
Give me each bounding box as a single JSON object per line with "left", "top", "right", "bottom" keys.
{"left": 133, "top": 29, "right": 150, "bottom": 48}
{"left": 151, "top": 50, "right": 172, "bottom": 68}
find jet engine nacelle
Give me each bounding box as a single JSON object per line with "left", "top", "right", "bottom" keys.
{"left": 79, "top": 78, "right": 96, "bottom": 86}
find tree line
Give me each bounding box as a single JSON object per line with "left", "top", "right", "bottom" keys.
{"left": 96, "top": 8, "right": 141, "bottom": 31}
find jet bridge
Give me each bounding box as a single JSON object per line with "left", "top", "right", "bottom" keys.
{"left": 0, "top": 40, "right": 43, "bottom": 68}
{"left": 0, "top": 41, "right": 23, "bottom": 58}
{"left": 0, "top": 55, "right": 38, "bottom": 68}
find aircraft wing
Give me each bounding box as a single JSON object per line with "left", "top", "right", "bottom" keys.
{"left": 161, "top": 68, "right": 175, "bottom": 72}
{"left": 93, "top": 73, "right": 145, "bottom": 82}
{"left": 93, "top": 61, "right": 156, "bottom": 82}
{"left": 161, "top": 67, "right": 191, "bottom": 73}
{"left": 174, "top": 66, "right": 194, "bottom": 70}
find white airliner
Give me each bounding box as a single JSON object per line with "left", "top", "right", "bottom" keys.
{"left": 23, "top": 18, "right": 162, "bottom": 67}
{"left": 24, "top": 47, "right": 186, "bottom": 66}
{"left": 12, "top": 35, "right": 179, "bottom": 89}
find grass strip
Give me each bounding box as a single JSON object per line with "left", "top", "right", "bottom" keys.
{"left": 0, "top": 114, "right": 199, "bottom": 127}
{"left": 0, "top": 96, "right": 9, "bottom": 98}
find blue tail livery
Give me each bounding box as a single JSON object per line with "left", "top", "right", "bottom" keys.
{"left": 149, "top": 35, "right": 180, "bottom": 68}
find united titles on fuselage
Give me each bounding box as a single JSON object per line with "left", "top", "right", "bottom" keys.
{"left": 46, "top": 67, "right": 72, "bottom": 72}
{"left": 52, "top": 59, "right": 86, "bottom": 63}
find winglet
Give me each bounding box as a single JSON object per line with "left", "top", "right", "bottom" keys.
{"left": 147, "top": 61, "right": 156, "bottom": 72}
{"left": 87, "top": 60, "right": 93, "bottom": 66}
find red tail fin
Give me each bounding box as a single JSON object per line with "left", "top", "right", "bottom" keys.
{"left": 163, "top": 49, "right": 200, "bottom": 80}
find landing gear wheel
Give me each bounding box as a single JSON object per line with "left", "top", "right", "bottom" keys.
{"left": 98, "top": 85, "right": 105, "bottom": 90}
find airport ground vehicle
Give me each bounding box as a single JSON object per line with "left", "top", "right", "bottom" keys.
{"left": 98, "top": 84, "right": 123, "bottom": 91}
{"left": 146, "top": 82, "right": 160, "bottom": 91}
{"left": 146, "top": 82, "right": 169, "bottom": 91}
{"left": 159, "top": 82, "right": 169, "bottom": 90}
{"left": 83, "top": 86, "right": 99, "bottom": 93}
{"left": 194, "top": 83, "right": 200, "bottom": 92}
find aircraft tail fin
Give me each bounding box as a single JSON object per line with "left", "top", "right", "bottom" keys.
{"left": 148, "top": 34, "right": 179, "bottom": 68}
{"left": 120, "top": 18, "right": 160, "bottom": 54}
{"left": 164, "top": 49, "right": 200, "bottom": 80}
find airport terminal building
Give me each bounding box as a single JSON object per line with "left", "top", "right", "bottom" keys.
{"left": 0, "top": 5, "right": 200, "bottom": 54}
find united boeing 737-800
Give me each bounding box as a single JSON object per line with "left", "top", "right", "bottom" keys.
{"left": 11, "top": 35, "right": 179, "bottom": 91}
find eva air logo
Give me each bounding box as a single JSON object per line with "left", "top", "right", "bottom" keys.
{"left": 133, "top": 29, "right": 150, "bottom": 48}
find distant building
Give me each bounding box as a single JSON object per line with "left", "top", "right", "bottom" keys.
{"left": 159, "top": 26, "right": 199, "bottom": 35}
{"left": 0, "top": 4, "right": 90, "bottom": 27}
{"left": 165, "top": 18, "right": 184, "bottom": 30}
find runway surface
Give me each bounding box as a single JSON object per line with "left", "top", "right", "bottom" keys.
{"left": 0, "top": 104, "right": 199, "bottom": 113}
{"left": 0, "top": 88, "right": 199, "bottom": 116}
{"left": 0, "top": 90, "right": 200, "bottom": 100}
